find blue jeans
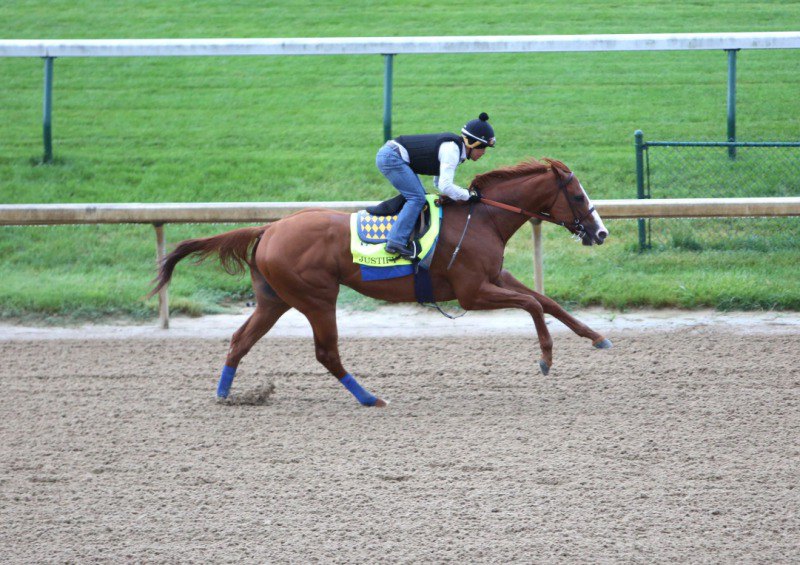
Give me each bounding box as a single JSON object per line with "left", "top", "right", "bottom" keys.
{"left": 376, "top": 144, "right": 427, "bottom": 246}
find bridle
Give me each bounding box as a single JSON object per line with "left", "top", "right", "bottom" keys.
{"left": 446, "top": 168, "right": 595, "bottom": 272}
{"left": 478, "top": 170, "right": 596, "bottom": 235}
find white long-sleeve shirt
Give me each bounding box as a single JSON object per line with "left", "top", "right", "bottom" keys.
{"left": 433, "top": 141, "right": 471, "bottom": 201}
{"left": 392, "top": 140, "right": 470, "bottom": 201}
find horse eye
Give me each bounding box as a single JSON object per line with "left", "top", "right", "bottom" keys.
{"left": 573, "top": 195, "right": 585, "bottom": 203}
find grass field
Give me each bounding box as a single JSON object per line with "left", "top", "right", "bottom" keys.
{"left": 1, "top": 1, "right": 799, "bottom": 320}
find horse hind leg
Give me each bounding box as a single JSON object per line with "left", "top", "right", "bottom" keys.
{"left": 259, "top": 243, "right": 387, "bottom": 407}
{"left": 303, "top": 307, "right": 388, "bottom": 408}
{"left": 273, "top": 278, "right": 388, "bottom": 407}
{"left": 216, "top": 276, "right": 291, "bottom": 399}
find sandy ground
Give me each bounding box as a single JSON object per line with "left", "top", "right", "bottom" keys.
{"left": 1, "top": 307, "right": 799, "bottom": 563}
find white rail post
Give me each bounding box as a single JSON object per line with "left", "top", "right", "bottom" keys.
{"left": 530, "top": 219, "right": 544, "bottom": 294}
{"left": 153, "top": 223, "right": 169, "bottom": 329}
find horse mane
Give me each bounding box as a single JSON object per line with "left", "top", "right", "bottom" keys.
{"left": 471, "top": 158, "right": 571, "bottom": 190}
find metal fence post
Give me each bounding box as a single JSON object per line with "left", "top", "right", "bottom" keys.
{"left": 42, "top": 57, "right": 54, "bottom": 163}
{"left": 383, "top": 54, "right": 394, "bottom": 142}
{"left": 727, "top": 49, "right": 739, "bottom": 160}
{"left": 635, "top": 130, "right": 647, "bottom": 251}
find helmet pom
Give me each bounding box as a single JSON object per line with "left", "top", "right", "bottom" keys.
{"left": 479, "top": 112, "right": 489, "bottom": 121}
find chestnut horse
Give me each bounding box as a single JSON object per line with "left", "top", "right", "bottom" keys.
{"left": 149, "top": 158, "right": 610, "bottom": 407}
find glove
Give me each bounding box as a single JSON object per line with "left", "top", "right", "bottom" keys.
{"left": 467, "top": 188, "right": 482, "bottom": 203}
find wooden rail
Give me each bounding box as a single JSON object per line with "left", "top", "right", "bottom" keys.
{"left": 3, "top": 198, "right": 800, "bottom": 226}
{"left": 2, "top": 197, "right": 799, "bottom": 328}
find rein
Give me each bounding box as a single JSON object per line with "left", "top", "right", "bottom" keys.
{"left": 478, "top": 196, "right": 558, "bottom": 224}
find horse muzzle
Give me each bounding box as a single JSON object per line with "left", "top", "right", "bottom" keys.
{"left": 580, "top": 225, "right": 608, "bottom": 246}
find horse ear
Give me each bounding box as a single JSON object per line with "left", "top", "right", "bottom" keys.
{"left": 543, "top": 158, "right": 567, "bottom": 179}
{"left": 543, "top": 158, "right": 570, "bottom": 175}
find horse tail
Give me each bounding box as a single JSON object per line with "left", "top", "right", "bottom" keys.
{"left": 147, "top": 225, "right": 268, "bottom": 299}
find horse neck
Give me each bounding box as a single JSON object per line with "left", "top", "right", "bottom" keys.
{"left": 480, "top": 173, "right": 555, "bottom": 242}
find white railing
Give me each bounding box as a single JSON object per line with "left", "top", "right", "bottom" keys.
{"left": 3, "top": 32, "right": 798, "bottom": 161}
{"left": 2, "top": 197, "right": 799, "bottom": 328}
{"left": 2, "top": 33, "right": 799, "bottom": 57}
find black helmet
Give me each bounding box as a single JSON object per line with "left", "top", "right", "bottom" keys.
{"left": 461, "top": 112, "right": 496, "bottom": 148}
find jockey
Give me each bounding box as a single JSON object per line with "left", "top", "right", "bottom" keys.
{"left": 376, "top": 112, "right": 496, "bottom": 259}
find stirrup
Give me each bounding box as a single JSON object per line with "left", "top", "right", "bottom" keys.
{"left": 385, "top": 240, "right": 417, "bottom": 259}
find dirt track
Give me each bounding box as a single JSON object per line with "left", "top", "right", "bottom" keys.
{"left": 1, "top": 317, "right": 799, "bottom": 563}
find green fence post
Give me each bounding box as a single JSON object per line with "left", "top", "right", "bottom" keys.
{"left": 726, "top": 49, "right": 738, "bottom": 160}
{"left": 383, "top": 54, "right": 394, "bottom": 142}
{"left": 635, "top": 130, "right": 647, "bottom": 251}
{"left": 43, "top": 56, "right": 54, "bottom": 163}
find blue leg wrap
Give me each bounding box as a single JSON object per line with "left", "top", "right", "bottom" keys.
{"left": 217, "top": 365, "right": 237, "bottom": 398}
{"left": 340, "top": 373, "right": 378, "bottom": 406}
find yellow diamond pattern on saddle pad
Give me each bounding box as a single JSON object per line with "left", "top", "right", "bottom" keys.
{"left": 358, "top": 213, "right": 398, "bottom": 241}
{"left": 350, "top": 194, "right": 441, "bottom": 267}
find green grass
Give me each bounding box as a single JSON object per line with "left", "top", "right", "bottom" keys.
{"left": 1, "top": 1, "right": 799, "bottom": 321}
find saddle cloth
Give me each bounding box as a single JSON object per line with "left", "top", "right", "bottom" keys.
{"left": 349, "top": 194, "right": 441, "bottom": 280}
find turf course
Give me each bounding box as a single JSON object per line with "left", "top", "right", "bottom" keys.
{"left": 1, "top": 1, "right": 799, "bottom": 320}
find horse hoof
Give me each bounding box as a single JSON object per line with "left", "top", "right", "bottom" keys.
{"left": 539, "top": 360, "right": 550, "bottom": 376}
{"left": 373, "top": 398, "right": 389, "bottom": 408}
{"left": 593, "top": 338, "right": 613, "bottom": 349}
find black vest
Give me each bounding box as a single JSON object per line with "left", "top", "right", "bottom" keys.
{"left": 393, "top": 132, "right": 465, "bottom": 176}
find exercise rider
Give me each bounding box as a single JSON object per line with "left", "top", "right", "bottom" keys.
{"left": 375, "top": 112, "right": 496, "bottom": 259}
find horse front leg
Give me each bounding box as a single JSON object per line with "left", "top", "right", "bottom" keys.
{"left": 459, "top": 280, "right": 554, "bottom": 376}
{"left": 498, "top": 270, "right": 613, "bottom": 350}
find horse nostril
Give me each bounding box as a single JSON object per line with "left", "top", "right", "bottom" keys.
{"left": 598, "top": 230, "right": 608, "bottom": 241}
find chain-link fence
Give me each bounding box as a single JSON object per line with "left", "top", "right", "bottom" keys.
{"left": 635, "top": 133, "right": 800, "bottom": 251}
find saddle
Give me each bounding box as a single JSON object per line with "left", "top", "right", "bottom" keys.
{"left": 350, "top": 194, "right": 442, "bottom": 297}
{"left": 357, "top": 195, "right": 433, "bottom": 245}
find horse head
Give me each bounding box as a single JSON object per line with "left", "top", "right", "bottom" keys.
{"left": 543, "top": 159, "right": 608, "bottom": 246}
{"left": 472, "top": 158, "right": 608, "bottom": 246}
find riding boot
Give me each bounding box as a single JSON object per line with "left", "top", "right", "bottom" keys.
{"left": 385, "top": 240, "right": 417, "bottom": 259}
